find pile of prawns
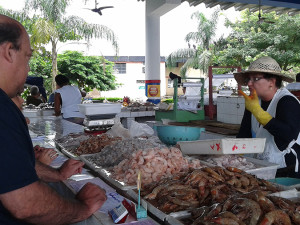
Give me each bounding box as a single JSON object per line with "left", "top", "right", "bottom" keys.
{"left": 141, "top": 166, "right": 300, "bottom": 225}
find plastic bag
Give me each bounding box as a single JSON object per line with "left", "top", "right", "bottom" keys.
{"left": 129, "top": 120, "right": 154, "bottom": 137}
{"left": 106, "top": 121, "right": 131, "bottom": 140}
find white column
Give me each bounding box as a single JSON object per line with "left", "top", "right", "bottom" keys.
{"left": 144, "top": 0, "right": 181, "bottom": 102}
{"left": 145, "top": 15, "right": 160, "bottom": 81}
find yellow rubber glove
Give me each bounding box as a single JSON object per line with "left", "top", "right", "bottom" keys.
{"left": 239, "top": 89, "right": 272, "bottom": 126}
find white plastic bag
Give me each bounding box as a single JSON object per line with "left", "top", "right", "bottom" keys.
{"left": 129, "top": 120, "right": 154, "bottom": 137}
{"left": 106, "top": 121, "right": 131, "bottom": 139}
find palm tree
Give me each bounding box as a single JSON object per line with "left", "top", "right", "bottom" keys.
{"left": 166, "top": 8, "right": 220, "bottom": 77}
{"left": 1, "top": 0, "right": 119, "bottom": 91}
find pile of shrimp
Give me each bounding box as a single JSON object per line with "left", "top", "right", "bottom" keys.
{"left": 72, "top": 134, "right": 121, "bottom": 156}
{"left": 186, "top": 192, "right": 300, "bottom": 225}
{"left": 111, "top": 147, "right": 203, "bottom": 185}
{"left": 200, "top": 154, "right": 257, "bottom": 171}
{"left": 140, "top": 166, "right": 283, "bottom": 215}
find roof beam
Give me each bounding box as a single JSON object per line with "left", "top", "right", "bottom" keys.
{"left": 184, "top": 0, "right": 300, "bottom": 13}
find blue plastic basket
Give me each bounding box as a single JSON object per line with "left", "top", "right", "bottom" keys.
{"left": 269, "top": 177, "right": 300, "bottom": 188}
{"left": 154, "top": 125, "right": 205, "bottom": 145}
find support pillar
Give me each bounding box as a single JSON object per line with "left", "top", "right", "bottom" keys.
{"left": 145, "top": 14, "right": 161, "bottom": 104}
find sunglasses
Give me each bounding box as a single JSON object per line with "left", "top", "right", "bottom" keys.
{"left": 245, "top": 77, "right": 265, "bottom": 83}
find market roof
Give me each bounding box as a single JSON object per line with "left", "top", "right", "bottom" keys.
{"left": 183, "top": 0, "right": 300, "bottom": 15}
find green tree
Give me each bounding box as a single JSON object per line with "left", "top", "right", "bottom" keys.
{"left": 1, "top": 0, "right": 119, "bottom": 91}
{"left": 57, "top": 51, "right": 118, "bottom": 92}
{"left": 28, "top": 50, "right": 53, "bottom": 96}
{"left": 166, "top": 8, "right": 221, "bottom": 77}
{"left": 219, "top": 10, "right": 300, "bottom": 72}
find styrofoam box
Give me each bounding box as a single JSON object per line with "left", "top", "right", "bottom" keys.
{"left": 178, "top": 138, "right": 266, "bottom": 155}
{"left": 23, "top": 109, "right": 41, "bottom": 117}
{"left": 41, "top": 109, "right": 54, "bottom": 116}
{"left": 244, "top": 157, "right": 279, "bottom": 180}
{"left": 78, "top": 103, "right": 121, "bottom": 116}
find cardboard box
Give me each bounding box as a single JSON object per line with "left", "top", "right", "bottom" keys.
{"left": 178, "top": 138, "right": 266, "bottom": 155}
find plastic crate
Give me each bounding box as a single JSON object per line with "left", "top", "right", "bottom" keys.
{"left": 245, "top": 157, "right": 279, "bottom": 180}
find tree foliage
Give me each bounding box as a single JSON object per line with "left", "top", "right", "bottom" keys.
{"left": 28, "top": 50, "right": 53, "bottom": 95}
{"left": 166, "top": 8, "right": 221, "bottom": 77}
{"left": 57, "top": 51, "right": 118, "bottom": 92}
{"left": 218, "top": 10, "right": 300, "bottom": 73}
{"left": 1, "top": 0, "right": 119, "bottom": 91}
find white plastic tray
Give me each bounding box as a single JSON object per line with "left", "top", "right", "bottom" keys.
{"left": 97, "top": 168, "right": 136, "bottom": 191}
{"left": 79, "top": 153, "right": 102, "bottom": 171}
{"left": 178, "top": 138, "right": 266, "bottom": 155}
{"left": 245, "top": 157, "right": 279, "bottom": 180}
{"left": 78, "top": 103, "right": 121, "bottom": 116}
{"left": 80, "top": 154, "right": 136, "bottom": 191}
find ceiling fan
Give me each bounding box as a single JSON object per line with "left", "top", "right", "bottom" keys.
{"left": 257, "top": 0, "right": 274, "bottom": 24}
{"left": 84, "top": 0, "right": 114, "bottom": 16}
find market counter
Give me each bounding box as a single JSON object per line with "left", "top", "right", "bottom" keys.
{"left": 28, "top": 116, "right": 160, "bottom": 225}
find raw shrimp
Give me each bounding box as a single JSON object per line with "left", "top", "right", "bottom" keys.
{"left": 160, "top": 147, "right": 170, "bottom": 155}
{"left": 243, "top": 191, "right": 275, "bottom": 213}
{"left": 290, "top": 211, "right": 300, "bottom": 225}
{"left": 232, "top": 198, "right": 262, "bottom": 225}
{"left": 268, "top": 196, "right": 296, "bottom": 212}
{"left": 137, "top": 155, "right": 144, "bottom": 165}
{"left": 211, "top": 184, "right": 228, "bottom": 201}
{"left": 210, "top": 217, "right": 239, "bottom": 225}
{"left": 152, "top": 172, "right": 161, "bottom": 182}
{"left": 217, "top": 211, "right": 246, "bottom": 225}
{"left": 226, "top": 167, "right": 243, "bottom": 173}
{"left": 203, "top": 167, "right": 225, "bottom": 182}
{"left": 259, "top": 210, "right": 292, "bottom": 225}
{"left": 167, "top": 196, "right": 199, "bottom": 207}
{"left": 204, "top": 203, "right": 223, "bottom": 220}
{"left": 144, "top": 184, "right": 167, "bottom": 199}
{"left": 227, "top": 177, "right": 242, "bottom": 188}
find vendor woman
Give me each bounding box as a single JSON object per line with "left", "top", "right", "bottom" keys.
{"left": 235, "top": 56, "right": 300, "bottom": 178}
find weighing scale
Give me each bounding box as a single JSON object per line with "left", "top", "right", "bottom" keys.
{"left": 79, "top": 103, "right": 122, "bottom": 135}
{"left": 83, "top": 114, "right": 117, "bottom": 134}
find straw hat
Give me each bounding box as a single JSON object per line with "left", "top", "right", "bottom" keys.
{"left": 234, "top": 56, "right": 294, "bottom": 86}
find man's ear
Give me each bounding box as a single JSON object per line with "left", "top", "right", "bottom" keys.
{"left": 2, "top": 42, "right": 16, "bottom": 63}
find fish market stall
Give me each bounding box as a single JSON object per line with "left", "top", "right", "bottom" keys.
{"left": 26, "top": 111, "right": 300, "bottom": 224}
{"left": 27, "top": 115, "right": 160, "bottom": 225}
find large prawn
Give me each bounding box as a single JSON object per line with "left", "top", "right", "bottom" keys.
{"left": 232, "top": 198, "right": 262, "bottom": 225}
{"left": 259, "top": 210, "right": 292, "bottom": 225}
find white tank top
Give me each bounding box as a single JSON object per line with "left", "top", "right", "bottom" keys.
{"left": 55, "top": 85, "right": 84, "bottom": 119}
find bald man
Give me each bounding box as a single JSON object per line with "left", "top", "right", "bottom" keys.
{"left": 0, "top": 15, "right": 106, "bottom": 225}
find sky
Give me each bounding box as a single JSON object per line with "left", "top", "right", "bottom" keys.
{"left": 0, "top": 0, "right": 241, "bottom": 57}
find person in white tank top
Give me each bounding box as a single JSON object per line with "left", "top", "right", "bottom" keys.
{"left": 234, "top": 57, "right": 300, "bottom": 178}
{"left": 54, "top": 75, "right": 85, "bottom": 125}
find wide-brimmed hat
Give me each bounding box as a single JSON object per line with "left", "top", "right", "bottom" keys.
{"left": 234, "top": 56, "right": 294, "bottom": 86}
